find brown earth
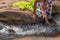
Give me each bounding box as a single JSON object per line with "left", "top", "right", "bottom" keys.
{"left": 12, "top": 37, "right": 60, "bottom": 40}
{"left": 9, "top": 35, "right": 60, "bottom": 40}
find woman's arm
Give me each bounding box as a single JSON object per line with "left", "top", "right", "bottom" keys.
{"left": 32, "top": 1, "right": 37, "bottom": 22}
{"left": 33, "top": 0, "right": 37, "bottom": 14}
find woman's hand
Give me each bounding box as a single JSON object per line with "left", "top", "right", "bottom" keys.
{"left": 32, "top": 14, "right": 37, "bottom": 22}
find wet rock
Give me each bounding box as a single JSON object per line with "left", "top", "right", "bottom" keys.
{"left": 53, "top": 13, "right": 60, "bottom": 32}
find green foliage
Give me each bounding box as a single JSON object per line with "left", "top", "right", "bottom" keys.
{"left": 12, "top": 0, "right": 35, "bottom": 12}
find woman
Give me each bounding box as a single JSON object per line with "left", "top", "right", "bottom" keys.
{"left": 32, "top": 0, "right": 52, "bottom": 25}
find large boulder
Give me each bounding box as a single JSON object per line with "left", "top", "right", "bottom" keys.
{"left": 0, "top": 11, "right": 35, "bottom": 24}
{"left": 52, "top": 1, "right": 60, "bottom": 13}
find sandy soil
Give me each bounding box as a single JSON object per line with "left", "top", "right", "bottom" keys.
{"left": 10, "top": 34, "right": 60, "bottom": 40}
{"left": 11, "top": 36, "right": 60, "bottom": 40}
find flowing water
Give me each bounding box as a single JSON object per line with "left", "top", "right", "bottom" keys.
{"left": 0, "top": 21, "right": 57, "bottom": 40}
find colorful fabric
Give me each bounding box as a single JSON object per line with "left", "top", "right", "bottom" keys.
{"left": 36, "top": 2, "right": 42, "bottom": 17}
{"left": 48, "top": 0, "right": 52, "bottom": 4}
{"left": 48, "top": 0, "right": 52, "bottom": 3}
{"left": 35, "top": 0, "right": 52, "bottom": 18}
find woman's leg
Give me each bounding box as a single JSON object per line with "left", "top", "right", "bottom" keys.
{"left": 44, "top": 16, "right": 50, "bottom": 25}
